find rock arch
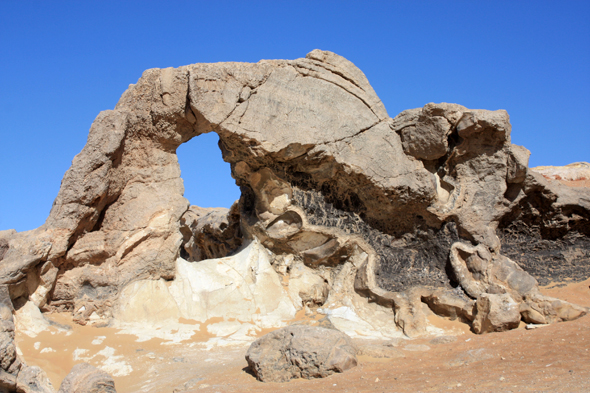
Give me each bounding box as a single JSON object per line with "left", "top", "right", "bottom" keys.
{"left": 0, "top": 50, "right": 588, "bottom": 341}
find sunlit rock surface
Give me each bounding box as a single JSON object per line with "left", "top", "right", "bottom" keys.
{"left": 0, "top": 50, "right": 589, "bottom": 389}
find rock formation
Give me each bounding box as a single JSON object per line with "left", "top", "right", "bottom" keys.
{"left": 245, "top": 325, "right": 357, "bottom": 382}
{"left": 57, "top": 363, "right": 116, "bottom": 393}
{"left": 0, "top": 286, "right": 54, "bottom": 393}
{"left": 532, "top": 162, "right": 590, "bottom": 183}
{"left": 0, "top": 49, "right": 589, "bottom": 387}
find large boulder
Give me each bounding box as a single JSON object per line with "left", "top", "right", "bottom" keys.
{"left": 245, "top": 325, "right": 357, "bottom": 382}
{"left": 15, "top": 366, "right": 54, "bottom": 393}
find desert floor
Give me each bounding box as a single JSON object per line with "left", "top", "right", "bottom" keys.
{"left": 15, "top": 277, "right": 590, "bottom": 393}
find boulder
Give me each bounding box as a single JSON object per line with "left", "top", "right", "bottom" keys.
{"left": 15, "top": 366, "right": 54, "bottom": 393}
{"left": 472, "top": 293, "right": 521, "bottom": 334}
{"left": 245, "top": 325, "right": 357, "bottom": 382}
{"left": 57, "top": 363, "right": 116, "bottom": 393}
{"left": 179, "top": 203, "right": 242, "bottom": 261}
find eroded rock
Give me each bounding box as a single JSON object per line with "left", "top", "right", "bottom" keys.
{"left": 0, "top": 50, "right": 587, "bottom": 380}
{"left": 245, "top": 325, "right": 357, "bottom": 382}
{"left": 179, "top": 204, "right": 242, "bottom": 261}
{"left": 57, "top": 363, "right": 116, "bottom": 393}
{"left": 472, "top": 293, "right": 521, "bottom": 334}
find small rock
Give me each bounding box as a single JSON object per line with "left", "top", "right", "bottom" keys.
{"left": 526, "top": 324, "right": 548, "bottom": 330}
{"left": 17, "top": 366, "right": 54, "bottom": 393}
{"left": 472, "top": 293, "right": 520, "bottom": 334}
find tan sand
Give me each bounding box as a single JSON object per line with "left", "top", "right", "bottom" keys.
{"left": 15, "top": 279, "right": 590, "bottom": 392}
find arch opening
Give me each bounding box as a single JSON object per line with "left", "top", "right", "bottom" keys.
{"left": 176, "top": 132, "right": 240, "bottom": 209}
{"left": 176, "top": 132, "right": 243, "bottom": 262}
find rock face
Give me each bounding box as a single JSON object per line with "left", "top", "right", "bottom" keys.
{"left": 0, "top": 48, "right": 588, "bottom": 365}
{"left": 245, "top": 325, "right": 357, "bottom": 382}
{"left": 179, "top": 204, "right": 242, "bottom": 261}
{"left": 112, "top": 240, "right": 298, "bottom": 337}
{"left": 0, "top": 285, "right": 55, "bottom": 393}
{"left": 472, "top": 293, "right": 520, "bottom": 334}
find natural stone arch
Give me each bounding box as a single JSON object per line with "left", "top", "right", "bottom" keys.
{"left": 0, "top": 50, "right": 587, "bottom": 339}
{"left": 18, "top": 50, "right": 433, "bottom": 315}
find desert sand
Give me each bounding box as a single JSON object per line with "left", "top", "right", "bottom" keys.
{"left": 15, "top": 278, "right": 590, "bottom": 393}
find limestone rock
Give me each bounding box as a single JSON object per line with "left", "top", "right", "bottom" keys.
{"left": 422, "top": 288, "right": 475, "bottom": 322}
{"left": 472, "top": 293, "right": 521, "bottom": 334}
{"left": 112, "top": 240, "right": 297, "bottom": 341}
{"left": 531, "top": 162, "right": 590, "bottom": 182}
{"left": 0, "top": 50, "right": 587, "bottom": 365}
{"left": 396, "top": 103, "right": 465, "bottom": 160}
{"left": 353, "top": 339, "right": 405, "bottom": 358}
{"left": 179, "top": 203, "right": 242, "bottom": 261}
{"left": 58, "top": 363, "right": 116, "bottom": 393}
{"left": 506, "top": 144, "right": 530, "bottom": 184}
{"left": 245, "top": 325, "right": 357, "bottom": 382}
{"left": 429, "top": 336, "right": 458, "bottom": 345}
{"left": 15, "top": 366, "right": 54, "bottom": 393}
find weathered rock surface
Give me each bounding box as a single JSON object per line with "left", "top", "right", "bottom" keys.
{"left": 112, "top": 240, "right": 297, "bottom": 341}
{"left": 352, "top": 338, "right": 405, "bottom": 358}
{"left": 0, "top": 48, "right": 588, "bottom": 384}
{"left": 472, "top": 293, "right": 521, "bottom": 334}
{"left": 532, "top": 162, "right": 590, "bottom": 183}
{"left": 0, "top": 285, "right": 58, "bottom": 393}
{"left": 179, "top": 204, "right": 242, "bottom": 261}
{"left": 245, "top": 325, "right": 357, "bottom": 382}
{"left": 57, "top": 363, "right": 116, "bottom": 393}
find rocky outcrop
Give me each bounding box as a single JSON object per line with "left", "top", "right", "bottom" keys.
{"left": 0, "top": 49, "right": 588, "bottom": 357}
{"left": 112, "top": 240, "right": 298, "bottom": 341}
{"left": 498, "top": 169, "right": 590, "bottom": 285}
{"left": 57, "top": 363, "right": 116, "bottom": 393}
{"left": 179, "top": 204, "right": 242, "bottom": 261}
{"left": 245, "top": 325, "right": 357, "bottom": 382}
{"left": 0, "top": 286, "right": 56, "bottom": 393}
{"left": 532, "top": 162, "right": 590, "bottom": 184}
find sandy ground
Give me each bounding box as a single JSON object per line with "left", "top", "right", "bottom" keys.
{"left": 16, "top": 278, "right": 590, "bottom": 393}
{"left": 557, "top": 179, "right": 590, "bottom": 188}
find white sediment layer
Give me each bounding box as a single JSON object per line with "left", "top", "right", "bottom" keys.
{"left": 112, "top": 240, "right": 298, "bottom": 345}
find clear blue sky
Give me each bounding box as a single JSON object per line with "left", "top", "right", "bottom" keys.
{"left": 1, "top": 1, "right": 588, "bottom": 232}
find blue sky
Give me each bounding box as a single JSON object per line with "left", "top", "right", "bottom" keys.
{"left": 1, "top": 1, "right": 588, "bottom": 232}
